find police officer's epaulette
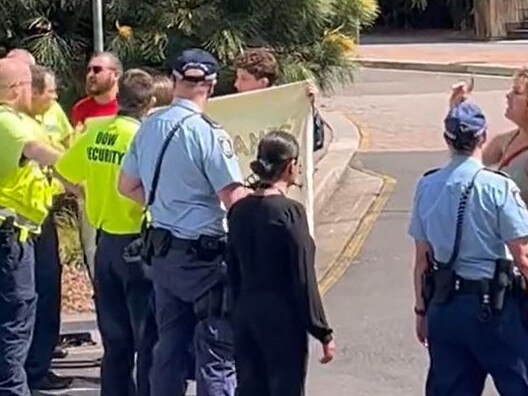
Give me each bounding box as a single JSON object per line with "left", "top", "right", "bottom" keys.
{"left": 482, "top": 167, "right": 511, "bottom": 179}
{"left": 422, "top": 168, "right": 440, "bottom": 177}
{"left": 200, "top": 113, "right": 222, "bottom": 129}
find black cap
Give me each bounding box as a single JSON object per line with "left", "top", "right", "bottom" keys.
{"left": 170, "top": 48, "right": 219, "bottom": 83}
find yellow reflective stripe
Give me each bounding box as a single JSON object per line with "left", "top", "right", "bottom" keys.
{"left": 0, "top": 207, "right": 40, "bottom": 234}
{"left": 0, "top": 218, "right": 32, "bottom": 243}
{"left": 18, "top": 228, "right": 29, "bottom": 243}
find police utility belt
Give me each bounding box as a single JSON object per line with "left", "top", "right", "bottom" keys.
{"left": 144, "top": 229, "right": 225, "bottom": 263}
{"left": 422, "top": 169, "right": 528, "bottom": 322}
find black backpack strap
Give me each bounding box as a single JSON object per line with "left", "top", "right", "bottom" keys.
{"left": 146, "top": 112, "right": 199, "bottom": 208}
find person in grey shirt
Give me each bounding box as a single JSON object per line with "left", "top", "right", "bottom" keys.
{"left": 118, "top": 49, "right": 248, "bottom": 396}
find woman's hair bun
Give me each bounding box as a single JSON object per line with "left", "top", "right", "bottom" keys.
{"left": 249, "top": 130, "right": 300, "bottom": 183}
{"left": 250, "top": 158, "right": 274, "bottom": 178}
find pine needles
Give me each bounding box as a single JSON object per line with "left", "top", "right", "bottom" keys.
{"left": 1, "top": 0, "right": 380, "bottom": 99}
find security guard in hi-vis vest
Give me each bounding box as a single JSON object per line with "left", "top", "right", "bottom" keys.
{"left": 0, "top": 59, "right": 63, "bottom": 396}
{"left": 54, "top": 69, "right": 157, "bottom": 396}
{"left": 23, "top": 65, "right": 74, "bottom": 391}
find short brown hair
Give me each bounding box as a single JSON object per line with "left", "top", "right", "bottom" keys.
{"left": 91, "top": 51, "right": 123, "bottom": 75}
{"left": 235, "top": 49, "right": 279, "bottom": 85}
{"left": 152, "top": 74, "right": 174, "bottom": 107}
{"left": 118, "top": 69, "right": 154, "bottom": 116}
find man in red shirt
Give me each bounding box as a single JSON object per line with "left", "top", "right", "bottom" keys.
{"left": 70, "top": 52, "right": 120, "bottom": 128}
{"left": 71, "top": 52, "right": 121, "bottom": 292}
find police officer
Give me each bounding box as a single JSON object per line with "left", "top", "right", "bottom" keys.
{"left": 0, "top": 58, "right": 63, "bottom": 396}
{"left": 119, "top": 49, "right": 248, "bottom": 396}
{"left": 54, "top": 69, "right": 157, "bottom": 396}
{"left": 409, "top": 101, "right": 528, "bottom": 395}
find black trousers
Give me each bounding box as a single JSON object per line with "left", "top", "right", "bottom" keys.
{"left": 25, "top": 214, "right": 62, "bottom": 385}
{"left": 94, "top": 231, "right": 153, "bottom": 396}
{"left": 233, "top": 292, "right": 308, "bottom": 396}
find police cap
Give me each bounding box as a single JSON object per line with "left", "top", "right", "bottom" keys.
{"left": 444, "top": 102, "right": 487, "bottom": 146}
{"left": 170, "top": 48, "right": 219, "bottom": 83}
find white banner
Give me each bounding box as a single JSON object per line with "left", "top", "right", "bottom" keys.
{"left": 206, "top": 81, "right": 314, "bottom": 232}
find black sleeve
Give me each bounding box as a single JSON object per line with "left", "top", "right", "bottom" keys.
{"left": 312, "top": 110, "right": 325, "bottom": 152}
{"left": 286, "top": 203, "right": 333, "bottom": 344}
{"left": 226, "top": 213, "right": 241, "bottom": 303}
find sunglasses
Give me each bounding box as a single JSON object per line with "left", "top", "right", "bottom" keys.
{"left": 87, "top": 65, "right": 115, "bottom": 74}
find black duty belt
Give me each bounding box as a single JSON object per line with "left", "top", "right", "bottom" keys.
{"left": 170, "top": 237, "right": 195, "bottom": 250}
{"left": 169, "top": 236, "right": 226, "bottom": 252}
{"left": 452, "top": 276, "right": 525, "bottom": 296}
{"left": 148, "top": 228, "right": 225, "bottom": 261}
{"left": 452, "top": 278, "right": 491, "bottom": 295}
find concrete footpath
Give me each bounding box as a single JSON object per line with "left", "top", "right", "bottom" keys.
{"left": 314, "top": 111, "right": 388, "bottom": 293}
{"left": 357, "top": 32, "right": 528, "bottom": 76}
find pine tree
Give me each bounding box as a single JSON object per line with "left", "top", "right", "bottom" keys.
{"left": 1, "top": 0, "right": 379, "bottom": 105}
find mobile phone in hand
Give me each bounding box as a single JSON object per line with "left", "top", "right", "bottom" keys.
{"left": 452, "top": 76, "right": 474, "bottom": 91}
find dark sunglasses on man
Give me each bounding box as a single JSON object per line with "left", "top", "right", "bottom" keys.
{"left": 87, "top": 65, "right": 115, "bottom": 74}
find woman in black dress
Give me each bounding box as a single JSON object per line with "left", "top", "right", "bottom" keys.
{"left": 227, "top": 130, "right": 335, "bottom": 396}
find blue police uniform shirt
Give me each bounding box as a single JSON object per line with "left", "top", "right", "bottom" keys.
{"left": 408, "top": 155, "right": 528, "bottom": 280}
{"left": 121, "top": 99, "right": 243, "bottom": 239}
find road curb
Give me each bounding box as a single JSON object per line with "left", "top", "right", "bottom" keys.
{"left": 317, "top": 169, "right": 395, "bottom": 295}
{"left": 356, "top": 58, "right": 517, "bottom": 77}
{"left": 314, "top": 112, "right": 394, "bottom": 294}
{"left": 61, "top": 315, "right": 97, "bottom": 334}
{"left": 314, "top": 111, "right": 360, "bottom": 215}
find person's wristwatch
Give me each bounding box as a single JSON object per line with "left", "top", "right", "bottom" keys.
{"left": 414, "top": 307, "right": 426, "bottom": 317}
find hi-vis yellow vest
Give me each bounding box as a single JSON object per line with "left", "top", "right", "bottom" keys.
{"left": 55, "top": 115, "right": 144, "bottom": 234}
{"left": 0, "top": 107, "right": 52, "bottom": 233}
{"left": 28, "top": 113, "right": 67, "bottom": 198}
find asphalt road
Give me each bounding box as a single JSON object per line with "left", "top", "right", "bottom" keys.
{"left": 326, "top": 68, "right": 513, "bottom": 152}
{"left": 39, "top": 68, "right": 514, "bottom": 395}
{"left": 307, "top": 150, "right": 499, "bottom": 395}
{"left": 307, "top": 68, "right": 513, "bottom": 395}
{"left": 308, "top": 150, "right": 445, "bottom": 395}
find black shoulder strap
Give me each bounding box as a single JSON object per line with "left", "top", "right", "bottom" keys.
{"left": 146, "top": 112, "right": 199, "bottom": 208}
{"left": 484, "top": 167, "right": 510, "bottom": 178}
{"left": 434, "top": 168, "right": 483, "bottom": 268}
{"left": 200, "top": 113, "right": 221, "bottom": 129}
{"left": 423, "top": 168, "right": 440, "bottom": 177}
